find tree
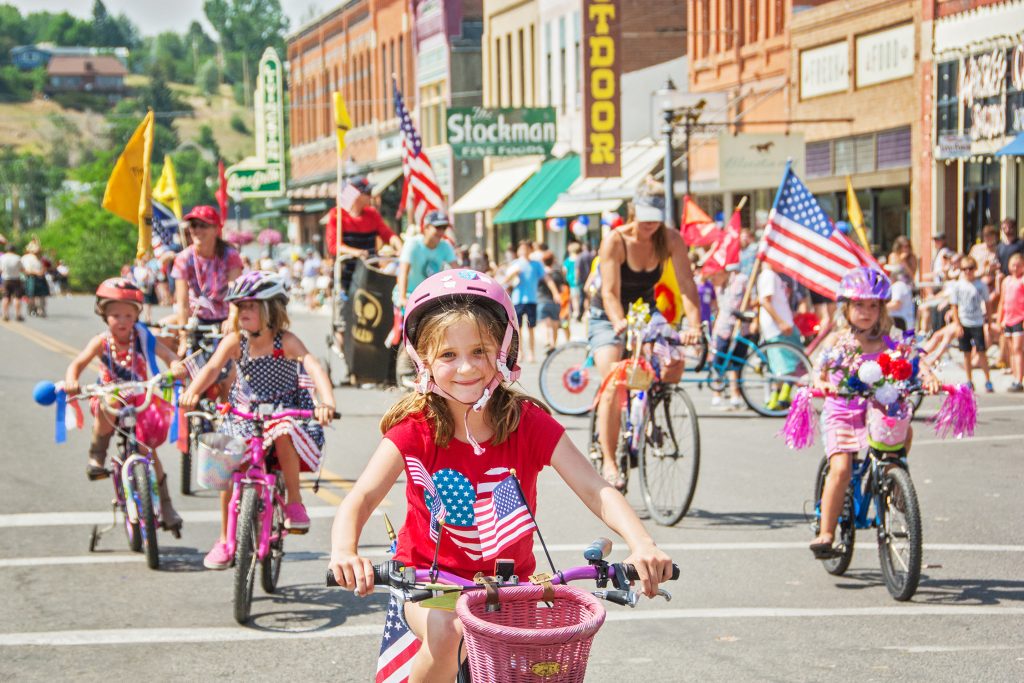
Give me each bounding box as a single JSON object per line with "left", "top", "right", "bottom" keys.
{"left": 37, "top": 197, "right": 137, "bottom": 290}
{"left": 92, "top": 0, "right": 132, "bottom": 48}
{"left": 195, "top": 58, "right": 220, "bottom": 96}
{"left": 203, "top": 0, "right": 289, "bottom": 95}
{"left": 0, "top": 6, "right": 27, "bottom": 67}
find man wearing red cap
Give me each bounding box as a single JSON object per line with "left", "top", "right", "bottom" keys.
{"left": 325, "top": 177, "right": 403, "bottom": 293}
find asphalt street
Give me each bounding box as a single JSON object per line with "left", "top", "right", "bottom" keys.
{"left": 1, "top": 295, "right": 1022, "bottom": 682}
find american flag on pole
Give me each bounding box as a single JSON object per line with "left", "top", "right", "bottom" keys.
{"left": 375, "top": 593, "right": 421, "bottom": 683}
{"left": 758, "top": 163, "right": 878, "bottom": 299}
{"left": 404, "top": 455, "right": 447, "bottom": 541}
{"left": 151, "top": 200, "right": 180, "bottom": 257}
{"left": 473, "top": 474, "right": 537, "bottom": 561}
{"left": 393, "top": 78, "right": 444, "bottom": 229}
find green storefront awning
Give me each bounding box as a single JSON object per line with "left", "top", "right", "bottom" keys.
{"left": 493, "top": 154, "right": 580, "bottom": 225}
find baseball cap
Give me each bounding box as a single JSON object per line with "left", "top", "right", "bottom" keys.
{"left": 425, "top": 210, "right": 451, "bottom": 228}
{"left": 633, "top": 193, "right": 666, "bottom": 223}
{"left": 183, "top": 205, "right": 223, "bottom": 229}
{"left": 348, "top": 177, "right": 374, "bottom": 195}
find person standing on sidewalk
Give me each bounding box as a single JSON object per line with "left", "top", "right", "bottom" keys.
{"left": 1, "top": 241, "right": 25, "bottom": 321}
{"left": 949, "top": 256, "right": 994, "bottom": 393}
{"left": 757, "top": 262, "right": 801, "bottom": 410}
{"left": 504, "top": 240, "right": 547, "bottom": 363}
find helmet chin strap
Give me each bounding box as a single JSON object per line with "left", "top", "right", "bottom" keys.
{"left": 417, "top": 371, "right": 503, "bottom": 456}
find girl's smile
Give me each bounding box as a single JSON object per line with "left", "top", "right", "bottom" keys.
{"left": 429, "top": 319, "right": 498, "bottom": 404}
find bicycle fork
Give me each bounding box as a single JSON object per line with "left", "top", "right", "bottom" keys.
{"left": 120, "top": 454, "right": 158, "bottom": 527}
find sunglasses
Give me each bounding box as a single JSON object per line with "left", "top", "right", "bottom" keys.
{"left": 962, "top": 266, "right": 976, "bottom": 271}
{"left": 188, "top": 222, "right": 216, "bottom": 230}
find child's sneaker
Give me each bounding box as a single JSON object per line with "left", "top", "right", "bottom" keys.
{"left": 984, "top": 381, "right": 994, "bottom": 393}
{"left": 203, "top": 542, "right": 233, "bottom": 570}
{"left": 284, "top": 503, "right": 310, "bottom": 533}
{"left": 729, "top": 397, "right": 744, "bottom": 411}
{"left": 1008, "top": 382, "right": 1024, "bottom": 393}
{"left": 710, "top": 395, "right": 724, "bottom": 409}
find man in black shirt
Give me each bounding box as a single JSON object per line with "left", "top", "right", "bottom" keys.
{"left": 997, "top": 218, "right": 1024, "bottom": 276}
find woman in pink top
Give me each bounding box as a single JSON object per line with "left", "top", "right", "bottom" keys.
{"left": 996, "top": 253, "right": 1024, "bottom": 391}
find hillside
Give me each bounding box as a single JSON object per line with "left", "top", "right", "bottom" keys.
{"left": 0, "top": 79, "right": 255, "bottom": 163}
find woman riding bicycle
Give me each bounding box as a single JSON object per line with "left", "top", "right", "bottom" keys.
{"left": 588, "top": 182, "right": 701, "bottom": 489}
{"left": 171, "top": 205, "right": 243, "bottom": 382}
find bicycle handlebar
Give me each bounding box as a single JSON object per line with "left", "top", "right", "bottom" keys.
{"left": 807, "top": 383, "right": 957, "bottom": 400}
{"left": 194, "top": 399, "right": 341, "bottom": 422}
{"left": 71, "top": 374, "right": 170, "bottom": 417}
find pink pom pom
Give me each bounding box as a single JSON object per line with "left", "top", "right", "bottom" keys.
{"left": 779, "top": 387, "right": 817, "bottom": 449}
{"left": 932, "top": 384, "right": 978, "bottom": 439}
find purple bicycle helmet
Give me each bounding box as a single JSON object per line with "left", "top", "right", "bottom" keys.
{"left": 225, "top": 271, "right": 289, "bottom": 303}
{"left": 836, "top": 267, "right": 891, "bottom": 302}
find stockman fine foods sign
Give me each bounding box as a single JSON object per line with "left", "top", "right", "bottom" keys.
{"left": 226, "top": 47, "right": 285, "bottom": 198}
{"left": 583, "top": 0, "right": 621, "bottom": 177}
{"left": 446, "top": 108, "right": 557, "bottom": 158}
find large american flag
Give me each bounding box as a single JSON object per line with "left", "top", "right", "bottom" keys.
{"left": 393, "top": 78, "right": 444, "bottom": 229}
{"left": 473, "top": 474, "right": 537, "bottom": 561}
{"left": 375, "top": 593, "right": 420, "bottom": 683}
{"left": 758, "top": 164, "right": 877, "bottom": 299}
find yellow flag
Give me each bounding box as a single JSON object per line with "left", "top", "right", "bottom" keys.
{"left": 153, "top": 154, "right": 182, "bottom": 218}
{"left": 654, "top": 259, "right": 683, "bottom": 325}
{"left": 333, "top": 92, "right": 352, "bottom": 157}
{"left": 102, "top": 111, "right": 155, "bottom": 258}
{"left": 845, "top": 176, "right": 870, "bottom": 251}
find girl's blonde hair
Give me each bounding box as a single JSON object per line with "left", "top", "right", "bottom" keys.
{"left": 836, "top": 299, "right": 892, "bottom": 340}
{"left": 380, "top": 299, "right": 546, "bottom": 447}
{"left": 230, "top": 298, "right": 290, "bottom": 334}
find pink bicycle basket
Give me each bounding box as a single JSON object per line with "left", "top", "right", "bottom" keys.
{"left": 455, "top": 584, "right": 606, "bottom": 682}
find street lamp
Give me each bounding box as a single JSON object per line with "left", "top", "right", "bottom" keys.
{"left": 653, "top": 79, "right": 705, "bottom": 229}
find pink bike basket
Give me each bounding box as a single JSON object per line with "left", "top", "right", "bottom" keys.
{"left": 455, "top": 585, "right": 606, "bottom": 682}
{"left": 867, "top": 402, "right": 912, "bottom": 451}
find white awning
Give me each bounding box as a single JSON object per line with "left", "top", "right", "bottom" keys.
{"left": 546, "top": 140, "right": 664, "bottom": 218}
{"left": 368, "top": 165, "right": 404, "bottom": 197}
{"left": 450, "top": 162, "right": 541, "bottom": 214}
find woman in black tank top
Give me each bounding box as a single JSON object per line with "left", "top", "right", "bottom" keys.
{"left": 587, "top": 186, "right": 702, "bottom": 489}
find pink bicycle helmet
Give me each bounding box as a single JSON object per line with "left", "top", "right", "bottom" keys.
{"left": 837, "top": 267, "right": 891, "bottom": 302}
{"left": 95, "top": 277, "right": 144, "bottom": 316}
{"left": 404, "top": 269, "right": 521, "bottom": 418}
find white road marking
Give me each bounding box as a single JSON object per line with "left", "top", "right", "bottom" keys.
{"left": 977, "top": 405, "right": 1024, "bottom": 413}
{"left": 915, "top": 433, "right": 1023, "bottom": 446}
{"left": 2, "top": 607, "right": 1023, "bottom": 647}
{"left": 0, "top": 506, "right": 368, "bottom": 528}
{"left": 3, "top": 542, "right": 1020, "bottom": 569}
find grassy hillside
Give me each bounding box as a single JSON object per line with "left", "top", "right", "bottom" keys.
{"left": 0, "top": 78, "right": 255, "bottom": 163}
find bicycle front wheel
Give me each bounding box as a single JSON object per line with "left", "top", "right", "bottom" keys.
{"left": 639, "top": 386, "right": 700, "bottom": 525}
{"left": 876, "top": 467, "right": 922, "bottom": 601}
{"left": 131, "top": 461, "right": 159, "bottom": 570}
{"left": 184, "top": 416, "right": 207, "bottom": 496}
{"left": 538, "top": 341, "right": 596, "bottom": 416}
{"left": 260, "top": 479, "right": 285, "bottom": 594}
{"left": 739, "top": 341, "right": 813, "bottom": 417}
{"left": 812, "top": 456, "right": 855, "bottom": 576}
{"left": 233, "top": 486, "right": 260, "bottom": 624}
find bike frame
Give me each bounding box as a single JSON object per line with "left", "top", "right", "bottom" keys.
{"left": 843, "top": 450, "right": 908, "bottom": 532}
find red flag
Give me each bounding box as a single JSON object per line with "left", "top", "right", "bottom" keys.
{"left": 216, "top": 160, "right": 228, "bottom": 223}
{"left": 701, "top": 208, "right": 742, "bottom": 276}
{"left": 680, "top": 195, "right": 722, "bottom": 247}
{"left": 758, "top": 164, "right": 879, "bottom": 299}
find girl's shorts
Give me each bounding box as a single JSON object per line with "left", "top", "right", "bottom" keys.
{"left": 821, "top": 398, "right": 868, "bottom": 456}
{"left": 538, "top": 301, "right": 561, "bottom": 322}
{"left": 1005, "top": 322, "right": 1024, "bottom": 337}
{"left": 587, "top": 311, "right": 623, "bottom": 352}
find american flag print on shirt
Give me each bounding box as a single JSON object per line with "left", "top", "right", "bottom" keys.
{"left": 375, "top": 592, "right": 420, "bottom": 683}
{"left": 393, "top": 78, "right": 444, "bottom": 229}
{"left": 473, "top": 474, "right": 537, "bottom": 561}
{"left": 758, "top": 163, "right": 878, "bottom": 299}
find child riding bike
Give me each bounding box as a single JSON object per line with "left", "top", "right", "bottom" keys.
{"left": 63, "top": 278, "right": 185, "bottom": 533}
{"left": 807, "top": 267, "right": 940, "bottom": 560}
{"left": 328, "top": 269, "right": 674, "bottom": 681}
{"left": 179, "top": 271, "right": 336, "bottom": 569}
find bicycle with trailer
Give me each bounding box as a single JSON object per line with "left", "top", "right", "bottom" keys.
{"left": 187, "top": 398, "right": 340, "bottom": 624}
{"left": 326, "top": 536, "right": 678, "bottom": 682}
{"left": 33, "top": 374, "right": 180, "bottom": 570}
{"left": 150, "top": 318, "right": 225, "bottom": 495}
{"left": 585, "top": 301, "right": 700, "bottom": 526}
{"left": 783, "top": 380, "right": 976, "bottom": 601}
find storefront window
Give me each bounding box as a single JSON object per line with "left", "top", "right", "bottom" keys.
{"left": 963, "top": 160, "right": 1000, "bottom": 249}
{"left": 875, "top": 187, "right": 909, "bottom": 255}
{"left": 936, "top": 60, "right": 959, "bottom": 136}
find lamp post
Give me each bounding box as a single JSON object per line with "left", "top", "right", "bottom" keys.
{"left": 653, "top": 79, "right": 706, "bottom": 230}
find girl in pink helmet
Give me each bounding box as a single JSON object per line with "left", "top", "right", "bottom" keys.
{"left": 328, "top": 269, "right": 673, "bottom": 681}
{"left": 808, "top": 267, "right": 940, "bottom": 560}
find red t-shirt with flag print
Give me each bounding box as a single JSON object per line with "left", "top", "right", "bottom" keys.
{"left": 384, "top": 401, "right": 565, "bottom": 581}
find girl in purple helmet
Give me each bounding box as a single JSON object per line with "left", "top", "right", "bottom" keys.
{"left": 328, "top": 269, "right": 673, "bottom": 681}
{"left": 808, "top": 267, "right": 941, "bottom": 560}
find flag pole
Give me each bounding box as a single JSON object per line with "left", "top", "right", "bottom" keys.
{"left": 728, "top": 196, "right": 757, "bottom": 340}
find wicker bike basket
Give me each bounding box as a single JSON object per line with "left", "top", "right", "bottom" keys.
{"left": 455, "top": 585, "right": 607, "bottom": 682}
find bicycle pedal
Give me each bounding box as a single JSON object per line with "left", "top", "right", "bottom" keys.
{"left": 286, "top": 527, "right": 309, "bottom": 535}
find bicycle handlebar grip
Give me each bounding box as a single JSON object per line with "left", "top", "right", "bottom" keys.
{"left": 325, "top": 569, "right": 339, "bottom": 587}
{"left": 583, "top": 537, "right": 613, "bottom": 562}
{"left": 373, "top": 563, "right": 391, "bottom": 586}
{"left": 622, "top": 563, "right": 680, "bottom": 581}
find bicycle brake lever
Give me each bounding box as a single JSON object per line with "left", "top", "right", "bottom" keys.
{"left": 593, "top": 590, "right": 640, "bottom": 608}
{"left": 654, "top": 588, "right": 672, "bottom": 602}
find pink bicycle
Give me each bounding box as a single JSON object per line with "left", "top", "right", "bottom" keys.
{"left": 327, "top": 539, "right": 678, "bottom": 682}
{"left": 191, "top": 400, "right": 339, "bottom": 624}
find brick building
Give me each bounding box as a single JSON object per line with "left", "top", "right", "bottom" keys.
{"left": 790, "top": 0, "right": 920, "bottom": 257}
{"left": 286, "top": 0, "right": 413, "bottom": 248}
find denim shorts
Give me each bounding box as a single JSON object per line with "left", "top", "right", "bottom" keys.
{"left": 587, "top": 310, "right": 623, "bottom": 352}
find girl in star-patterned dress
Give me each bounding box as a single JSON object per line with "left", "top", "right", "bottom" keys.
{"left": 180, "top": 272, "right": 336, "bottom": 570}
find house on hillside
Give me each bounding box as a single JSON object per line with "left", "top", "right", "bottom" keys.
{"left": 11, "top": 44, "right": 130, "bottom": 71}
{"left": 45, "top": 55, "right": 127, "bottom": 101}
{"left": 10, "top": 45, "right": 49, "bottom": 70}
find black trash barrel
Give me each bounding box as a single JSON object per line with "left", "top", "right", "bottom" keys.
{"left": 342, "top": 259, "right": 398, "bottom": 385}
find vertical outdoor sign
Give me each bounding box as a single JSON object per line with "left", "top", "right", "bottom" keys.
{"left": 226, "top": 47, "right": 286, "bottom": 198}
{"left": 583, "top": 0, "right": 621, "bottom": 178}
